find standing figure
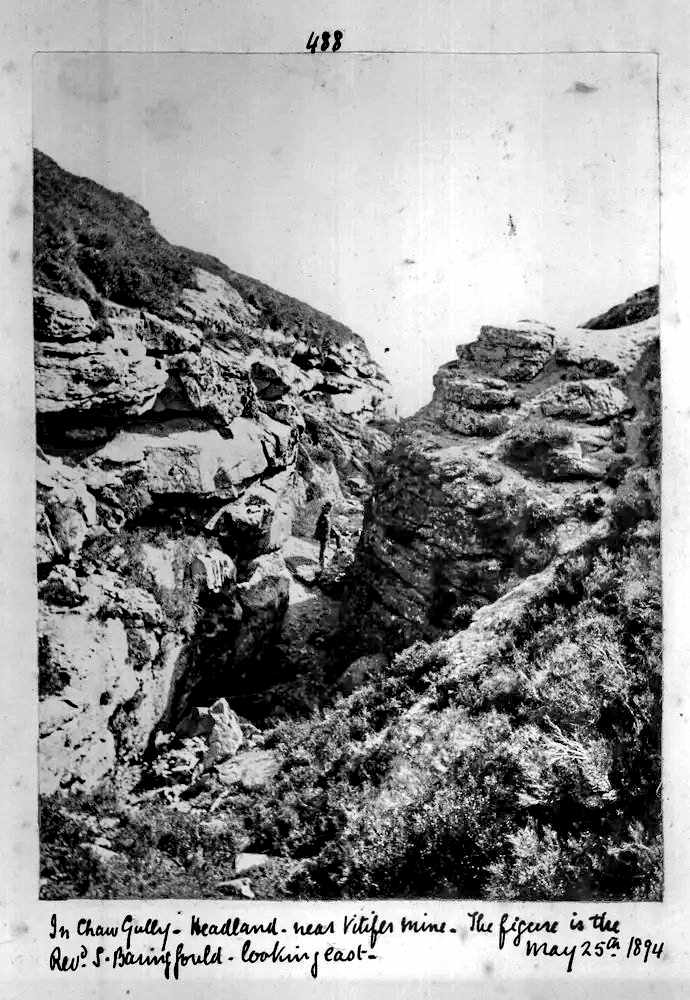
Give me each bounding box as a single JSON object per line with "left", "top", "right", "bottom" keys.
{"left": 314, "top": 500, "right": 341, "bottom": 569}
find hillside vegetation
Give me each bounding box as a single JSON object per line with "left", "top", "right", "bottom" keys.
{"left": 34, "top": 149, "right": 661, "bottom": 902}
{"left": 34, "top": 148, "right": 365, "bottom": 348}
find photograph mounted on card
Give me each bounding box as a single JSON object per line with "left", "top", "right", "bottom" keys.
{"left": 33, "top": 50, "right": 661, "bottom": 903}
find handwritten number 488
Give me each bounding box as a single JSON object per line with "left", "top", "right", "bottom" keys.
{"left": 306, "top": 31, "right": 343, "bottom": 53}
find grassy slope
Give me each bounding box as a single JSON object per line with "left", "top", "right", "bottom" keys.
{"left": 33, "top": 148, "right": 366, "bottom": 350}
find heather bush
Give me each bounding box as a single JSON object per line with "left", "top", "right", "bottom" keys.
{"left": 238, "top": 534, "right": 661, "bottom": 900}
{"left": 35, "top": 148, "right": 366, "bottom": 349}
{"left": 40, "top": 790, "right": 245, "bottom": 899}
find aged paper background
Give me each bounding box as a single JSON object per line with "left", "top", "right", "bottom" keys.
{"left": 1, "top": 1, "right": 689, "bottom": 997}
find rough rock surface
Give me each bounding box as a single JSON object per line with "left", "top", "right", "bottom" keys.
{"left": 37, "top": 144, "right": 660, "bottom": 904}
{"left": 35, "top": 150, "right": 393, "bottom": 794}
{"left": 343, "top": 313, "right": 659, "bottom": 651}
{"left": 176, "top": 697, "right": 244, "bottom": 769}
{"left": 234, "top": 553, "right": 291, "bottom": 668}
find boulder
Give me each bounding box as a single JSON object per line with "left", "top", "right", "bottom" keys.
{"left": 499, "top": 420, "right": 607, "bottom": 480}
{"left": 234, "top": 852, "right": 274, "bottom": 874}
{"left": 433, "top": 371, "right": 517, "bottom": 411}
{"left": 36, "top": 451, "right": 98, "bottom": 565}
{"left": 330, "top": 385, "right": 381, "bottom": 418}
{"left": 457, "top": 323, "right": 554, "bottom": 381}
{"left": 189, "top": 550, "right": 237, "bottom": 593}
{"left": 139, "top": 541, "right": 178, "bottom": 591}
{"left": 83, "top": 842, "right": 121, "bottom": 865}
{"left": 275, "top": 564, "right": 341, "bottom": 681}
{"left": 38, "top": 609, "right": 134, "bottom": 709}
{"left": 34, "top": 287, "right": 96, "bottom": 341}
{"left": 175, "top": 697, "right": 244, "bottom": 769}
{"left": 260, "top": 397, "right": 306, "bottom": 429}
{"left": 203, "top": 712, "right": 243, "bottom": 769}
{"left": 157, "top": 349, "right": 247, "bottom": 429}
{"left": 217, "top": 877, "right": 255, "bottom": 899}
{"left": 216, "top": 748, "right": 279, "bottom": 790}
{"left": 40, "top": 704, "right": 117, "bottom": 794}
{"left": 38, "top": 565, "right": 85, "bottom": 607}
{"left": 234, "top": 553, "right": 291, "bottom": 666}
{"left": 206, "top": 470, "right": 295, "bottom": 555}
{"left": 528, "top": 379, "right": 631, "bottom": 423}
{"left": 282, "top": 535, "right": 321, "bottom": 583}
{"left": 90, "top": 420, "right": 276, "bottom": 497}
{"left": 440, "top": 409, "right": 512, "bottom": 437}
{"left": 431, "top": 370, "right": 518, "bottom": 436}
{"left": 250, "top": 360, "right": 291, "bottom": 400}
{"left": 35, "top": 322, "right": 168, "bottom": 423}
{"left": 85, "top": 574, "right": 163, "bottom": 628}
{"left": 177, "top": 268, "right": 252, "bottom": 329}
{"left": 142, "top": 313, "right": 202, "bottom": 354}
{"left": 338, "top": 653, "right": 388, "bottom": 694}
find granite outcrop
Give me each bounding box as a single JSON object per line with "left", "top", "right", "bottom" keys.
{"left": 35, "top": 150, "right": 394, "bottom": 795}
{"left": 343, "top": 312, "right": 660, "bottom": 651}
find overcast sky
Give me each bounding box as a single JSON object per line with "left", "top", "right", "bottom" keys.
{"left": 33, "top": 52, "right": 659, "bottom": 414}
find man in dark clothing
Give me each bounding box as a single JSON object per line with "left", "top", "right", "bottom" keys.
{"left": 314, "top": 500, "right": 341, "bottom": 569}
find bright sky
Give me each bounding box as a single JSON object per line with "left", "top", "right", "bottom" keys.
{"left": 34, "top": 52, "right": 659, "bottom": 414}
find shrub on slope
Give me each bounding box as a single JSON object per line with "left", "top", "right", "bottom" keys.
{"left": 244, "top": 533, "right": 661, "bottom": 900}
{"left": 34, "top": 148, "right": 366, "bottom": 349}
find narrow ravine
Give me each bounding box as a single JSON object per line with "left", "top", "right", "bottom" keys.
{"left": 35, "top": 147, "right": 661, "bottom": 903}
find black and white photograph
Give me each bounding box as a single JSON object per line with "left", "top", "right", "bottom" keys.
{"left": 33, "top": 50, "right": 662, "bottom": 902}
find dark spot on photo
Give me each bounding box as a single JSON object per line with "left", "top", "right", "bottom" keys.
{"left": 58, "top": 57, "right": 120, "bottom": 104}
{"left": 143, "top": 98, "right": 192, "bottom": 142}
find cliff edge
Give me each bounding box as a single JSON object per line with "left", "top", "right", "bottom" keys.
{"left": 36, "top": 155, "right": 661, "bottom": 902}
{"left": 343, "top": 309, "right": 659, "bottom": 652}
{"left": 35, "top": 150, "right": 394, "bottom": 796}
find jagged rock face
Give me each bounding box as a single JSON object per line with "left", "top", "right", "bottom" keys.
{"left": 343, "top": 313, "right": 659, "bottom": 652}
{"left": 37, "top": 529, "right": 240, "bottom": 794}
{"left": 34, "top": 290, "right": 169, "bottom": 433}
{"left": 35, "top": 152, "right": 393, "bottom": 794}
{"left": 234, "top": 552, "right": 291, "bottom": 669}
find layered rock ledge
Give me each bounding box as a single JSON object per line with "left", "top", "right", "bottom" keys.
{"left": 343, "top": 315, "right": 659, "bottom": 651}
{"left": 35, "top": 150, "right": 395, "bottom": 794}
